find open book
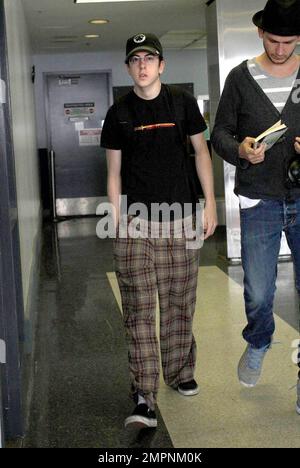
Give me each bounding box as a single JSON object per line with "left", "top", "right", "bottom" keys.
{"left": 254, "top": 120, "right": 287, "bottom": 150}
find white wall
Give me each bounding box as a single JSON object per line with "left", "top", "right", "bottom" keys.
{"left": 4, "top": 0, "right": 40, "bottom": 315}
{"left": 33, "top": 48, "right": 208, "bottom": 148}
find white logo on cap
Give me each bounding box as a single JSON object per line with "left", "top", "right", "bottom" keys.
{"left": 134, "top": 34, "right": 146, "bottom": 44}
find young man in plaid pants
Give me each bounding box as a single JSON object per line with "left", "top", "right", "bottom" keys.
{"left": 101, "top": 33, "right": 217, "bottom": 428}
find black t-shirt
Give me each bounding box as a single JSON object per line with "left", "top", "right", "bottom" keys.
{"left": 101, "top": 84, "right": 206, "bottom": 211}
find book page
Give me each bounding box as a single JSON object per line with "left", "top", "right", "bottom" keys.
{"left": 255, "top": 120, "right": 287, "bottom": 142}
{"left": 259, "top": 127, "right": 288, "bottom": 150}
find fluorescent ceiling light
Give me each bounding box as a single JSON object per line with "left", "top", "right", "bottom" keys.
{"left": 84, "top": 34, "right": 100, "bottom": 38}
{"left": 75, "top": 1, "right": 152, "bottom": 3}
{"left": 88, "top": 19, "right": 109, "bottom": 24}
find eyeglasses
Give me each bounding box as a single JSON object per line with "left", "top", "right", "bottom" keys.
{"left": 128, "top": 54, "right": 159, "bottom": 66}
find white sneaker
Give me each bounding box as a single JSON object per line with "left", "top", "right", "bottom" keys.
{"left": 238, "top": 343, "right": 270, "bottom": 387}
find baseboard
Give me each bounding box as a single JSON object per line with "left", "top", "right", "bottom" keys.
{"left": 21, "top": 206, "right": 43, "bottom": 438}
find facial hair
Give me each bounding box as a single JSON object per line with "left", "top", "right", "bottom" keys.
{"left": 264, "top": 45, "right": 296, "bottom": 65}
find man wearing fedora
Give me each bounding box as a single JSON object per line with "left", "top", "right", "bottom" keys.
{"left": 211, "top": 0, "right": 300, "bottom": 414}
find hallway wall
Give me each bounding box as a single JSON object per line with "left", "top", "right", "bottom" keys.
{"left": 4, "top": 0, "right": 41, "bottom": 318}
{"left": 33, "top": 48, "right": 208, "bottom": 148}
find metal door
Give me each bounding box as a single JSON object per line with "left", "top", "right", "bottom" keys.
{"left": 47, "top": 73, "right": 110, "bottom": 217}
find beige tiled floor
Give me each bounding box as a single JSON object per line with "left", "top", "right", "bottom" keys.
{"left": 107, "top": 266, "right": 300, "bottom": 448}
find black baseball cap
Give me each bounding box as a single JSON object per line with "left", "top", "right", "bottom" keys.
{"left": 125, "top": 33, "right": 163, "bottom": 63}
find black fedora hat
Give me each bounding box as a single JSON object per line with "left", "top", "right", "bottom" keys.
{"left": 252, "top": 0, "right": 300, "bottom": 36}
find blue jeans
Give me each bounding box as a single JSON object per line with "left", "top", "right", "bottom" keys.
{"left": 240, "top": 198, "right": 300, "bottom": 348}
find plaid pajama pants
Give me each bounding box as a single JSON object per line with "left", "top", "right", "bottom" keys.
{"left": 114, "top": 218, "right": 200, "bottom": 409}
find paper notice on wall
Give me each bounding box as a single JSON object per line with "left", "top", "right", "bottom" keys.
{"left": 79, "top": 128, "right": 101, "bottom": 146}
{"left": 75, "top": 121, "right": 84, "bottom": 132}
{"left": 0, "top": 339, "right": 6, "bottom": 364}
{"left": 0, "top": 79, "right": 6, "bottom": 104}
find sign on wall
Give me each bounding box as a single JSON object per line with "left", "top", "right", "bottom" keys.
{"left": 64, "top": 102, "right": 95, "bottom": 118}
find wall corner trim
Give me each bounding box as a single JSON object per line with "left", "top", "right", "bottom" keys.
{"left": 0, "top": 79, "right": 6, "bottom": 104}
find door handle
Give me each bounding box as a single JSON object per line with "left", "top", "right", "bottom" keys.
{"left": 50, "top": 150, "right": 57, "bottom": 222}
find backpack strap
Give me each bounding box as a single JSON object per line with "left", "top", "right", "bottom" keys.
{"left": 114, "top": 93, "right": 135, "bottom": 140}
{"left": 164, "top": 84, "right": 188, "bottom": 153}
{"left": 164, "top": 84, "right": 200, "bottom": 202}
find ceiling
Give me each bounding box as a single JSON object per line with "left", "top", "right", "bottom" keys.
{"left": 22, "top": 0, "right": 208, "bottom": 55}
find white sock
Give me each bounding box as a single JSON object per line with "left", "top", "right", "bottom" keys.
{"left": 138, "top": 394, "right": 147, "bottom": 405}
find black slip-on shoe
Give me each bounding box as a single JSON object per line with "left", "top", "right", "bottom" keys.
{"left": 177, "top": 379, "right": 199, "bottom": 396}
{"left": 124, "top": 404, "right": 157, "bottom": 428}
